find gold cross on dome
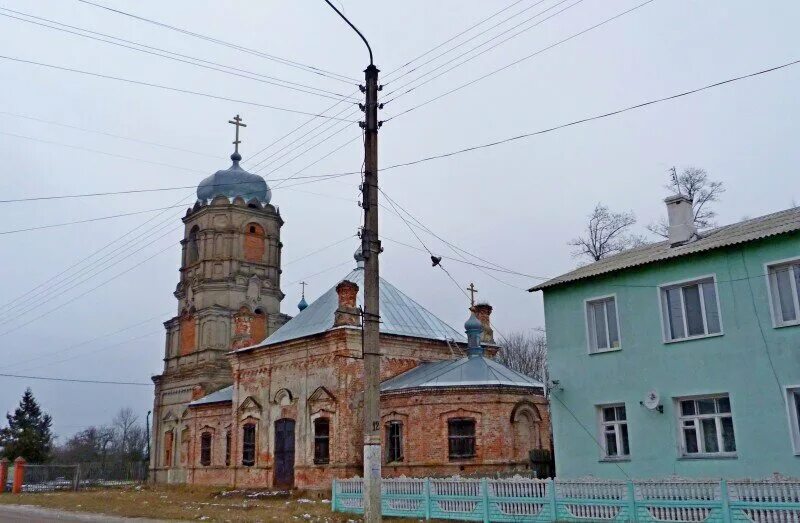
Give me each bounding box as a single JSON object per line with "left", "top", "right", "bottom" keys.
{"left": 228, "top": 114, "right": 247, "bottom": 153}
{"left": 467, "top": 282, "right": 478, "bottom": 307}
{"left": 300, "top": 281, "right": 307, "bottom": 298}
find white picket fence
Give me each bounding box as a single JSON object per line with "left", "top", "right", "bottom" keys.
{"left": 332, "top": 475, "right": 800, "bottom": 522}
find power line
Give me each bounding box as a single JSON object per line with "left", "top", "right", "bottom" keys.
{"left": 0, "top": 372, "right": 151, "bottom": 386}
{"left": 0, "top": 205, "right": 187, "bottom": 236}
{"left": 284, "top": 234, "right": 356, "bottom": 265}
{"left": 383, "top": 0, "right": 531, "bottom": 80}
{"left": 382, "top": 57, "right": 800, "bottom": 167}
{"left": 0, "top": 111, "right": 219, "bottom": 159}
{"left": 0, "top": 130, "right": 209, "bottom": 176}
{"left": 0, "top": 312, "right": 171, "bottom": 371}
{"left": 16, "top": 329, "right": 162, "bottom": 374}
{"left": 6, "top": 58, "right": 795, "bottom": 210}
{"left": 75, "top": 0, "right": 358, "bottom": 84}
{"left": 0, "top": 241, "right": 175, "bottom": 337}
{"left": 0, "top": 8, "right": 357, "bottom": 102}
{"left": 286, "top": 260, "right": 354, "bottom": 286}
{"left": 0, "top": 55, "right": 358, "bottom": 122}
{"left": 385, "top": 0, "right": 655, "bottom": 116}
{"left": 0, "top": 194, "right": 192, "bottom": 313}
{"left": 383, "top": 0, "right": 579, "bottom": 94}
{"left": 0, "top": 222, "right": 181, "bottom": 324}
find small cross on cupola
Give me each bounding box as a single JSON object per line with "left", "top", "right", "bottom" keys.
{"left": 228, "top": 114, "right": 247, "bottom": 155}
{"left": 467, "top": 282, "right": 479, "bottom": 307}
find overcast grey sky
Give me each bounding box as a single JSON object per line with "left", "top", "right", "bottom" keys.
{"left": 0, "top": 0, "right": 798, "bottom": 440}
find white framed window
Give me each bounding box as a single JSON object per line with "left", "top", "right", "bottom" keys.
{"left": 766, "top": 260, "right": 800, "bottom": 327}
{"left": 786, "top": 387, "right": 800, "bottom": 455}
{"left": 677, "top": 395, "right": 736, "bottom": 457}
{"left": 586, "top": 296, "right": 621, "bottom": 353}
{"left": 660, "top": 276, "right": 722, "bottom": 342}
{"left": 599, "top": 404, "right": 629, "bottom": 459}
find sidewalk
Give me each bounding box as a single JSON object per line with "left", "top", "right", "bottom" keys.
{"left": 0, "top": 504, "right": 170, "bottom": 522}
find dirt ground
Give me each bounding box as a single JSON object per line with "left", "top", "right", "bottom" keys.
{"left": 0, "top": 484, "right": 419, "bottom": 522}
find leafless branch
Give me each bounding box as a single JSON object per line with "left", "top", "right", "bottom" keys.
{"left": 569, "top": 203, "right": 640, "bottom": 261}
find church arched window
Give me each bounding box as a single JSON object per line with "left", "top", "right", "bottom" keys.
{"left": 187, "top": 226, "right": 200, "bottom": 265}
{"left": 242, "top": 423, "right": 256, "bottom": 466}
{"left": 313, "top": 418, "right": 330, "bottom": 464}
{"left": 200, "top": 432, "right": 212, "bottom": 466}
{"left": 243, "top": 223, "right": 265, "bottom": 262}
{"left": 252, "top": 308, "right": 266, "bottom": 344}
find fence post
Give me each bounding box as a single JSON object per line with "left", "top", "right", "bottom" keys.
{"left": 627, "top": 480, "right": 637, "bottom": 522}
{"left": 0, "top": 458, "right": 8, "bottom": 493}
{"left": 424, "top": 478, "right": 431, "bottom": 520}
{"left": 11, "top": 457, "right": 25, "bottom": 494}
{"left": 481, "top": 477, "right": 490, "bottom": 523}
{"left": 720, "top": 479, "right": 732, "bottom": 523}
{"left": 331, "top": 478, "right": 337, "bottom": 512}
{"left": 548, "top": 478, "right": 557, "bottom": 521}
{"left": 72, "top": 464, "right": 81, "bottom": 492}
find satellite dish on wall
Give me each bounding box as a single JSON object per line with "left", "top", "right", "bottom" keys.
{"left": 641, "top": 390, "right": 664, "bottom": 413}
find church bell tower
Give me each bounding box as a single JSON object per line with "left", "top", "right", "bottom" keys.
{"left": 151, "top": 116, "right": 289, "bottom": 480}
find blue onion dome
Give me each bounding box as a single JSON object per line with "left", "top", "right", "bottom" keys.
{"left": 464, "top": 312, "right": 482, "bottom": 334}
{"left": 197, "top": 152, "right": 271, "bottom": 203}
{"left": 298, "top": 296, "right": 308, "bottom": 311}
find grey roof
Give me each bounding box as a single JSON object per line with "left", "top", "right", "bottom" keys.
{"left": 380, "top": 355, "right": 545, "bottom": 392}
{"left": 530, "top": 206, "right": 800, "bottom": 291}
{"left": 188, "top": 385, "right": 233, "bottom": 407}
{"left": 240, "top": 267, "right": 465, "bottom": 350}
{"left": 197, "top": 152, "right": 271, "bottom": 204}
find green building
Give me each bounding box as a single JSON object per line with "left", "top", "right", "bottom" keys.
{"left": 530, "top": 196, "right": 800, "bottom": 478}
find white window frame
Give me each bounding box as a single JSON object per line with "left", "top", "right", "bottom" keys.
{"left": 764, "top": 257, "right": 800, "bottom": 328}
{"left": 675, "top": 394, "right": 737, "bottom": 458}
{"left": 585, "top": 294, "right": 622, "bottom": 354}
{"left": 597, "top": 403, "right": 629, "bottom": 460}
{"left": 658, "top": 274, "right": 724, "bottom": 343}
{"left": 785, "top": 385, "right": 800, "bottom": 455}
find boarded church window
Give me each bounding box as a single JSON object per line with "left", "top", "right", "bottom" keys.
{"left": 313, "top": 418, "right": 330, "bottom": 464}
{"left": 386, "top": 421, "right": 403, "bottom": 463}
{"left": 244, "top": 223, "right": 265, "bottom": 262}
{"left": 448, "top": 418, "right": 476, "bottom": 460}
{"left": 200, "top": 432, "right": 212, "bottom": 466}
{"left": 242, "top": 423, "right": 256, "bottom": 466}
{"left": 225, "top": 430, "right": 231, "bottom": 466}
{"left": 187, "top": 226, "right": 199, "bottom": 265}
{"left": 164, "top": 430, "right": 174, "bottom": 467}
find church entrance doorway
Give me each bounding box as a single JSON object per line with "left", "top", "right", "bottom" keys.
{"left": 274, "top": 418, "right": 295, "bottom": 487}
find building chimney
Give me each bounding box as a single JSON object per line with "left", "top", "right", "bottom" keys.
{"left": 333, "top": 280, "right": 360, "bottom": 327}
{"left": 664, "top": 194, "right": 696, "bottom": 246}
{"left": 471, "top": 303, "right": 495, "bottom": 344}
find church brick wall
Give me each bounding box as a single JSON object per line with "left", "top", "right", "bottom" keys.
{"left": 381, "top": 388, "right": 550, "bottom": 479}
{"left": 167, "top": 328, "right": 550, "bottom": 491}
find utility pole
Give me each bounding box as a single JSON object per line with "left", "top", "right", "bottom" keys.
{"left": 322, "top": 2, "right": 381, "bottom": 521}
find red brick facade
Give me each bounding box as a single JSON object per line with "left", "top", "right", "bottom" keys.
{"left": 155, "top": 327, "right": 550, "bottom": 490}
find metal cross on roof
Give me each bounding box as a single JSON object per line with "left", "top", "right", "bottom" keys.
{"left": 300, "top": 281, "right": 307, "bottom": 298}
{"left": 467, "top": 282, "right": 478, "bottom": 307}
{"left": 228, "top": 114, "right": 247, "bottom": 154}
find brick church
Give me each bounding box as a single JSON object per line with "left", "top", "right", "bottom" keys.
{"left": 149, "top": 121, "right": 551, "bottom": 489}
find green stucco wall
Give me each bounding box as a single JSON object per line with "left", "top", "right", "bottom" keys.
{"left": 542, "top": 231, "right": 800, "bottom": 478}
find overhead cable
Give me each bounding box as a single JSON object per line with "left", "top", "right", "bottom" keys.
{"left": 75, "top": 0, "right": 358, "bottom": 84}
{"left": 0, "top": 55, "right": 358, "bottom": 121}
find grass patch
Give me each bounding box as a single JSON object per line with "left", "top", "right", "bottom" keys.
{"left": 0, "top": 484, "right": 386, "bottom": 522}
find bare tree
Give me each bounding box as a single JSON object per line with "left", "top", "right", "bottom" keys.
{"left": 648, "top": 166, "right": 725, "bottom": 237}
{"left": 112, "top": 408, "right": 139, "bottom": 457}
{"left": 494, "top": 329, "right": 548, "bottom": 384}
{"left": 569, "top": 203, "right": 642, "bottom": 262}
